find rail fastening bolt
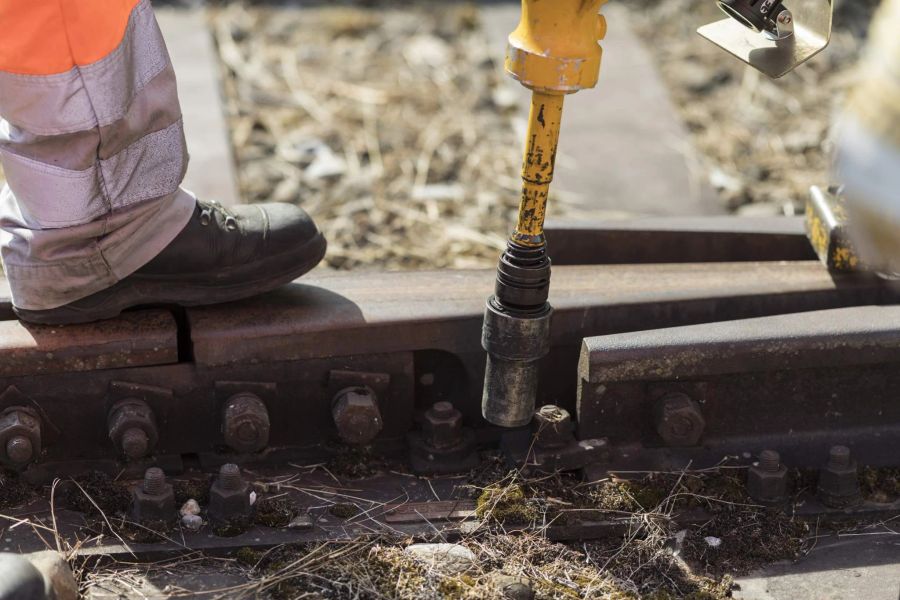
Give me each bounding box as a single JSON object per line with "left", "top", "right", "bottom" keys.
{"left": 759, "top": 449, "right": 781, "bottom": 472}
{"left": 143, "top": 467, "right": 166, "bottom": 495}
{"left": 121, "top": 428, "right": 150, "bottom": 460}
{"left": 747, "top": 449, "right": 789, "bottom": 504}
{"left": 6, "top": 436, "right": 33, "bottom": 464}
{"left": 332, "top": 387, "right": 383, "bottom": 445}
{"left": 222, "top": 393, "right": 270, "bottom": 454}
{"left": 654, "top": 392, "right": 705, "bottom": 447}
{"left": 423, "top": 401, "right": 464, "bottom": 450}
{"left": 108, "top": 399, "right": 158, "bottom": 460}
{"left": 431, "top": 401, "right": 455, "bottom": 418}
{"left": 828, "top": 445, "right": 851, "bottom": 469}
{"left": 817, "top": 444, "right": 860, "bottom": 508}
{"left": 532, "top": 405, "right": 574, "bottom": 449}
{"left": 218, "top": 463, "right": 243, "bottom": 491}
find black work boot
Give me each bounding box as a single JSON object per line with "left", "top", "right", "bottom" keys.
{"left": 14, "top": 200, "right": 326, "bottom": 325}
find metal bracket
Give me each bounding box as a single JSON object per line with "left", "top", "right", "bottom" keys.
{"left": 698, "top": 0, "right": 833, "bottom": 78}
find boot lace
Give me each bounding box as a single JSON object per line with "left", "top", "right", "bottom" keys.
{"left": 199, "top": 200, "right": 238, "bottom": 231}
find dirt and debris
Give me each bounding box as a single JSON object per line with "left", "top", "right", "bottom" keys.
{"left": 628, "top": 0, "right": 882, "bottom": 215}
{"left": 210, "top": 1, "right": 560, "bottom": 272}
{"left": 209, "top": 0, "right": 882, "bottom": 273}
{"left": 254, "top": 494, "right": 301, "bottom": 528}
{"left": 0, "top": 469, "right": 36, "bottom": 510}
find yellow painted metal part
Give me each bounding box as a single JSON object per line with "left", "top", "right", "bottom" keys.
{"left": 505, "top": 0, "right": 607, "bottom": 247}
{"left": 506, "top": 0, "right": 608, "bottom": 94}
{"left": 513, "top": 92, "right": 564, "bottom": 246}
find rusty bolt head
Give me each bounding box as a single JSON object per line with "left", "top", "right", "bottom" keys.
{"left": 747, "top": 450, "right": 789, "bottom": 504}
{"left": 209, "top": 465, "right": 251, "bottom": 522}
{"left": 423, "top": 401, "right": 463, "bottom": 450}
{"left": 332, "top": 387, "right": 382, "bottom": 445}
{"left": 121, "top": 428, "right": 150, "bottom": 460}
{"left": 222, "top": 393, "right": 270, "bottom": 454}
{"left": 654, "top": 393, "right": 705, "bottom": 447}
{"left": 6, "top": 436, "right": 33, "bottom": 465}
{"left": 817, "top": 445, "right": 860, "bottom": 507}
{"left": 532, "top": 405, "right": 574, "bottom": 449}
{"left": 108, "top": 399, "right": 158, "bottom": 460}
{"left": 132, "top": 468, "right": 175, "bottom": 523}
{"left": 0, "top": 407, "right": 41, "bottom": 468}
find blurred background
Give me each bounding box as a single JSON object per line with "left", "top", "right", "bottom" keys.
{"left": 93, "top": 1, "right": 890, "bottom": 270}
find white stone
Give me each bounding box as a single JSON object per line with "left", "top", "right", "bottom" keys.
{"left": 704, "top": 536, "right": 722, "bottom": 548}
{"left": 182, "top": 514, "right": 204, "bottom": 531}
{"left": 180, "top": 499, "right": 201, "bottom": 516}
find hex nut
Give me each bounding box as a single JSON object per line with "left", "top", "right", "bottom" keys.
{"left": 817, "top": 445, "right": 861, "bottom": 507}
{"left": 423, "top": 401, "right": 463, "bottom": 450}
{"left": 0, "top": 407, "right": 41, "bottom": 468}
{"left": 208, "top": 466, "right": 251, "bottom": 522}
{"left": 222, "top": 393, "right": 270, "bottom": 454}
{"left": 132, "top": 470, "right": 175, "bottom": 523}
{"left": 108, "top": 399, "right": 158, "bottom": 460}
{"left": 332, "top": 387, "right": 382, "bottom": 445}
{"left": 654, "top": 393, "right": 705, "bottom": 447}
{"left": 746, "top": 451, "right": 789, "bottom": 504}
{"left": 531, "top": 405, "right": 574, "bottom": 449}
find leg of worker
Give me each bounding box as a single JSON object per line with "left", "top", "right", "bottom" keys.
{"left": 0, "top": 0, "right": 195, "bottom": 311}
{"left": 0, "top": 0, "right": 325, "bottom": 324}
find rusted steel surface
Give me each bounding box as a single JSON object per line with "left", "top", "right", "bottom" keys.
{"left": 545, "top": 216, "right": 815, "bottom": 265}
{"left": 577, "top": 306, "right": 900, "bottom": 470}
{"left": 186, "top": 262, "right": 887, "bottom": 367}
{"left": 0, "top": 309, "right": 178, "bottom": 378}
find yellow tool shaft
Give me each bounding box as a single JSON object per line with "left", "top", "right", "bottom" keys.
{"left": 512, "top": 92, "right": 565, "bottom": 247}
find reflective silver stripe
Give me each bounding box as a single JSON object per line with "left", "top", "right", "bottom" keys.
{"left": 0, "top": 0, "right": 168, "bottom": 136}
{"left": 0, "top": 65, "right": 181, "bottom": 171}
{"left": 100, "top": 118, "right": 187, "bottom": 210}
{"left": 0, "top": 150, "right": 106, "bottom": 228}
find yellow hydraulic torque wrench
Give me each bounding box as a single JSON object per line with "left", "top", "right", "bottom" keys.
{"left": 482, "top": 0, "right": 608, "bottom": 428}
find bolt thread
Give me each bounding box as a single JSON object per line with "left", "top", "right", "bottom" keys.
{"left": 828, "top": 445, "right": 851, "bottom": 468}
{"left": 219, "top": 463, "right": 243, "bottom": 490}
{"left": 431, "top": 401, "right": 454, "bottom": 417}
{"left": 6, "top": 436, "right": 33, "bottom": 464}
{"left": 121, "top": 428, "right": 149, "bottom": 459}
{"left": 143, "top": 467, "right": 165, "bottom": 495}
{"left": 759, "top": 450, "right": 781, "bottom": 472}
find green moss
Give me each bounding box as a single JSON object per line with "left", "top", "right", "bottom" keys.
{"left": 254, "top": 496, "right": 299, "bottom": 528}
{"left": 213, "top": 516, "right": 252, "bottom": 537}
{"left": 0, "top": 470, "right": 34, "bottom": 511}
{"left": 860, "top": 467, "right": 900, "bottom": 502}
{"left": 65, "top": 471, "right": 131, "bottom": 516}
{"left": 329, "top": 502, "right": 360, "bottom": 519}
{"left": 476, "top": 484, "right": 538, "bottom": 524}
{"left": 172, "top": 476, "right": 212, "bottom": 507}
{"left": 234, "top": 546, "right": 263, "bottom": 567}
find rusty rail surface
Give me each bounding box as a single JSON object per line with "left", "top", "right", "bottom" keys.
{"left": 0, "top": 261, "right": 893, "bottom": 480}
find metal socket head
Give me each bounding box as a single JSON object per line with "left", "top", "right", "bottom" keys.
{"left": 209, "top": 477, "right": 251, "bottom": 522}
{"left": 531, "top": 405, "right": 574, "bottom": 449}
{"left": 332, "top": 387, "right": 382, "bottom": 445}
{"left": 423, "top": 402, "right": 463, "bottom": 450}
{"left": 654, "top": 393, "right": 705, "bottom": 447}
{"left": 222, "top": 393, "right": 270, "bottom": 454}
{"left": 0, "top": 407, "right": 41, "bottom": 467}
{"left": 108, "top": 399, "right": 158, "bottom": 460}
{"left": 747, "top": 461, "right": 789, "bottom": 504}
{"left": 132, "top": 481, "right": 175, "bottom": 523}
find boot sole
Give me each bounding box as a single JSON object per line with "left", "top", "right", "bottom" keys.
{"left": 14, "top": 232, "right": 327, "bottom": 326}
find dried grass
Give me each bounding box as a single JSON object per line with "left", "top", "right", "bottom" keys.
{"left": 210, "top": 1, "right": 533, "bottom": 271}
